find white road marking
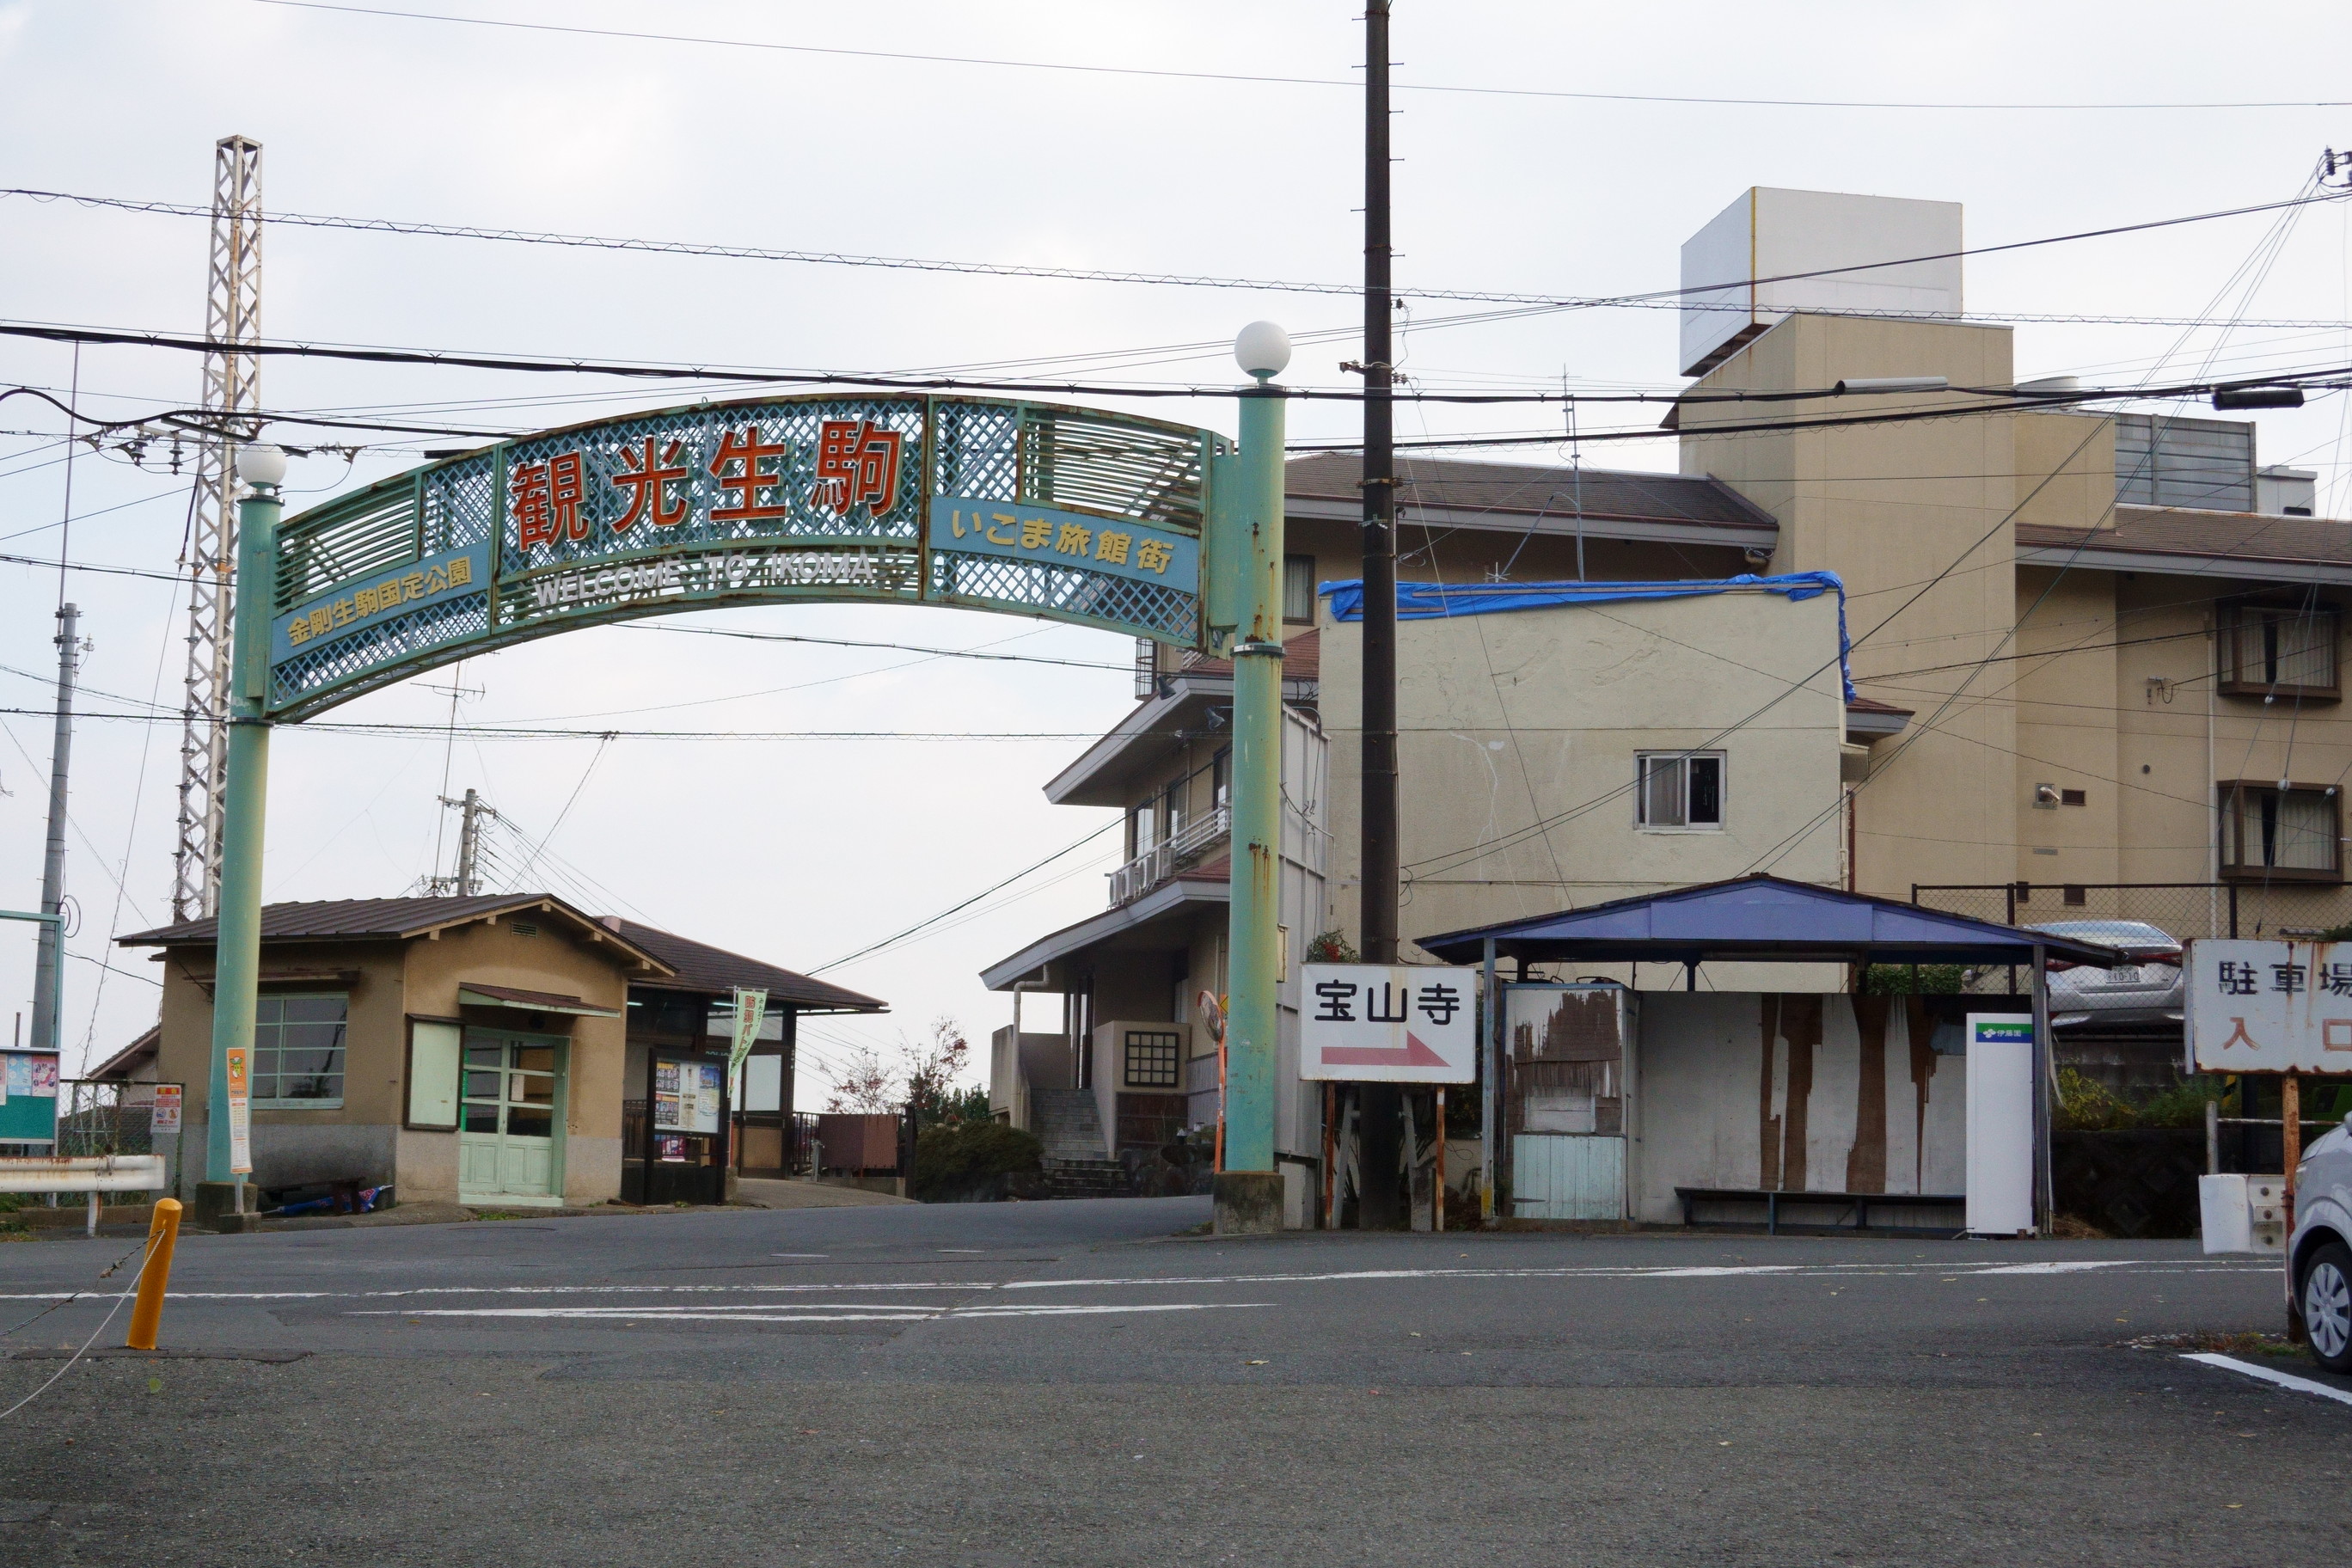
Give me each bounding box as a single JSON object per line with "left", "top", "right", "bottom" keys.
{"left": 353, "top": 1302, "right": 1271, "bottom": 1324}
{"left": 2182, "top": 1351, "right": 2352, "bottom": 1407}
{"left": 0, "top": 1257, "right": 2273, "bottom": 1307}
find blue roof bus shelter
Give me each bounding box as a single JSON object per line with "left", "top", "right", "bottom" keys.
{"left": 1418, "top": 874, "right": 2124, "bottom": 1233}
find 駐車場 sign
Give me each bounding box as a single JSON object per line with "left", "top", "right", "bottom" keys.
{"left": 2186, "top": 938, "right": 2352, "bottom": 1074}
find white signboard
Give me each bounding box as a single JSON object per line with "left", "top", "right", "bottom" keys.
{"left": 1964, "top": 1014, "right": 2036, "bottom": 1237}
{"left": 149, "top": 1083, "right": 183, "bottom": 1135}
{"left": 1300, "top": 964, "right": 1477, "bottom": 1082}
{"left": 2186, "top": 939, "right": 2352, "bottom": 1074}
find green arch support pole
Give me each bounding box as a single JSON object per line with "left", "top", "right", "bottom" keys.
{"left": 1210, "top": 378, "right": 1288, "bottom": 1235}
{"left": 206, "top": 477, "right": 279, "bottom": 1193}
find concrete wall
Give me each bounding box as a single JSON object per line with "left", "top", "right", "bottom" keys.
{"left": 1321, "top": 583, "right": 1848, "bottom": 986}
{"left": 1630, "top": 992, "right": 1966, "bottom": 1224}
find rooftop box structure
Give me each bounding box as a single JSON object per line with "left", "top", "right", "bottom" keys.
{"left": 1680, "top": 187, "right": 1963, "bottom": 376}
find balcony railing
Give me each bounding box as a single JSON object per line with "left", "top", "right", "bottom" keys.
{"left": 1109, "top": 805, "right": 1230, "bottom": 906}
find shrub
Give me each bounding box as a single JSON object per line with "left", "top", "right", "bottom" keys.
{"left": 1861, "top": 964, "right": 1965, "bottom": 995}
{"left": 2055, "top": 1069, "right": 2224, "bottom": 1131}
{"left": 913, "top": 1119, "right": 1043, "bottom": 1197}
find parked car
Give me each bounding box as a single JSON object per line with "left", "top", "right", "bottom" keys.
{"left": 2288, "top": 1121, "right": 2352, "bottom": 1374}
{"left": 2024, "top": 920, "right": 2184, "bottom": 1027}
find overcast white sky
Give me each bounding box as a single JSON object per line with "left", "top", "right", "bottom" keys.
{"left": 3, "top": 0, "right": 2349, "bottom": 1103}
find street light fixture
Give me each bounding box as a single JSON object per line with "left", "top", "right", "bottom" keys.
{"left": 1234, "top": 321, "right": 1291, "bottom": 383}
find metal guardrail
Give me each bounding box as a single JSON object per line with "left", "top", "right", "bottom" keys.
{"left": 1108, "top": 805, "right": 1230, "bottom": 906}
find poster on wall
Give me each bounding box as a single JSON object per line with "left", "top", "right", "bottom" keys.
{"left": 150, "top": 1083, "right": 183, "bottom": 1135}
{"left": 224, "top": 1044, "right": 253, "bottom": 1174}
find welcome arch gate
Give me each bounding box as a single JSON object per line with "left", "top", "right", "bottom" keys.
{"left": 204, "top": 388, "right": 1293, "bottom": 1230}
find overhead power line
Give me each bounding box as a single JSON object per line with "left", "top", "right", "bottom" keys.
{"left": 6, "top": 339, "right": 2343, "bottom": 439}
{"left": 809, "top": 820, "right": 1120, "bottom": 974}
{"left": 245, "top": 0, "right": 2352, "bottom": 112}
{"left": 0, "top": 707, "right": 1131, "bottom": 742}
{"left": 11, "top": 183, "right": 2350, "bottom": 323}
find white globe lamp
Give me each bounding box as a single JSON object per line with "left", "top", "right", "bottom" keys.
{"left": 1233, "top": 321, "right": 1291, "bottom": 382}
{"left": 236, "top": 444, "right": 289, "bottom": 488}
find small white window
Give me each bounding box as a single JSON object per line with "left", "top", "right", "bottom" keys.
{"left": 1636, "top": 752, "right": 1724, "bottom": 830}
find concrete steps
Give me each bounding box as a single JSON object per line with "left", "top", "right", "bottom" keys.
{"left": 1030, "top": 1087, "right": 1109, "bottom": 1164}
{"left": 1040, "top": 1158, "right": 1129, "bottom": 1199}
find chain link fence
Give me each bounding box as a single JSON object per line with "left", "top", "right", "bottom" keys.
{"left": 54, "top": 1080, "right": 183, "bottom": 1194}
{"left": 1911, "top": 882, "right": 2352, "bottom": 993}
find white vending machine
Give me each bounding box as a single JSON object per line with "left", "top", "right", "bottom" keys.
{"left": 1964, "top": 1014, "right": 2036, "bottom": 1238}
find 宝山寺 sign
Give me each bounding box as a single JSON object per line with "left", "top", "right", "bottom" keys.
{"left": 2185, "top": 939, "right": 2352, "bottom": 1073}
{"left": 263, "top": 395, "right": 1223, "bottom": 722}
{"left": 1300, "top": 965, "right": 1477, "bottom": 1082}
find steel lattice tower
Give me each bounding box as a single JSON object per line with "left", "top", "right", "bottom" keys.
{"left": 170, "top": 135, "right": 263, "bottom": 922}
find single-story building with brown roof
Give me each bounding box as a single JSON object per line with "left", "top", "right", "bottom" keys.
{"left": 113, "top": 895, "right": 883, "bottom": 1208}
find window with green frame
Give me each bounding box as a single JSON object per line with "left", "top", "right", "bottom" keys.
{"left": 253, "top": 992, "right": 348, "bottom": 1106}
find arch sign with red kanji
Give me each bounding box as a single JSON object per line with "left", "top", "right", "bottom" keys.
{"left": 263, "top": 393, "right": 1225, "bottom": 721}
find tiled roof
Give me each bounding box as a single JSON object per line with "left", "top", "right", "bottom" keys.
{"left": 119, "top": 894, "right": 573, "bottom": 946}
{"left": 1179, "top": 628, "right": 1320, "bottom": 683}
{"left": 2018, "top": 505, "right": 2352, "bottom": 571}
{"left": 117, "top": 896, "right": 885, "bottom": 1014}
{"left": 608, "top": 921, "right": 886, "bottom": 1014}
{"left": 1285, "top": 453, "right": 1778, "bottom": 531}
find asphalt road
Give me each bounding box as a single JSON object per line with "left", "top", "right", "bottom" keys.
{"left": 2, "top": 1198, "right": 2344, "bottom": 1566}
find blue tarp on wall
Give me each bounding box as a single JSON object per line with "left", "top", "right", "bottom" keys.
{"left": 1320, "top": 572, "right": 1855, "bottom": 701}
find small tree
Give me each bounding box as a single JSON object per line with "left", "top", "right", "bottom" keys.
{"left": 823, "top": 1043, "right": 898, "bottom": 1115}
{"left": 904, "top": 1015, "right": 982, "bottom": 1129}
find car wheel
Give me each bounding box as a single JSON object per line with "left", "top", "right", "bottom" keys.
{"left": 2302, "top": 1240, "right": 2352, "bottom": 1375}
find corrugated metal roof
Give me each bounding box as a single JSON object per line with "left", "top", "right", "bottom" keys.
{"left": 1285, "top": 453, "right": 1778, "bottom": 531}
{"left": 609, "top": 921, "right": 886, "bottom": 1014}
{"left": 1418, "top": 873, "right": 2125, "bottom": 967}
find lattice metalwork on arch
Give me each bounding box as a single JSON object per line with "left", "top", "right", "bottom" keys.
{"left": 261, "top": 393, "right": 1228, "bottom": 722}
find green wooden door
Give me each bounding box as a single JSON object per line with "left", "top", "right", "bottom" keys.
{"left": 458, "top": 1031, "right": 566, "bottom": 1204}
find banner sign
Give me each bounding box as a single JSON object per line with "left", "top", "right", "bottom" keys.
{"left": 1300, "top": 965, "right": 1478, "bottom": 1082}
{"left": 263, "top": 394, "right": 1225, "bottom": 721}
{"left": 2186, "top": 938, "right": 2352, "bottom": 1074}
{"left": 224, "top": 1043, "right": 254, "bottom": 1174}
{"left": 727, "top": 988, "right": 769, "bottom": 1080}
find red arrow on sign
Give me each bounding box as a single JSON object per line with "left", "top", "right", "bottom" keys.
{"left": 1320, "top": 1032, "right": 1449, "bottom": 1068}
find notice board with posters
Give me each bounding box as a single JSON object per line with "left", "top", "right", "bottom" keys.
{"left": 0, "top": 1051, "right": 60, "bottom": 1144}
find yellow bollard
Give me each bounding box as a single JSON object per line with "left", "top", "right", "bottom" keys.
{"left": 125, "top": 1198, "right": 182, "bottom": 1351}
